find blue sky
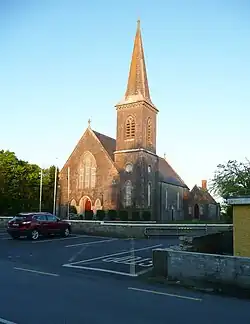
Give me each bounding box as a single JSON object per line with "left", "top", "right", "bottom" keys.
{"left": 1, "top": 0, "right": 250, "bottom": 191}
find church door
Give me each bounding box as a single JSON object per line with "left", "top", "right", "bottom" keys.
{"left": 85, "top": 199, "right": 91, "bottom": 211}
{"left": 194, "top": 204, "right": 200, "bottom": 219}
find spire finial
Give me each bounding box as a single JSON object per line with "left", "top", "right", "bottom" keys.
{"left": 164, "top": 153, "right": 166, "bottom": 160}
{"left": 137, "top": 19, "right": 140, "bottom": 29}
{"left": 88, "top": 118, "right": 91, "bottom": 128}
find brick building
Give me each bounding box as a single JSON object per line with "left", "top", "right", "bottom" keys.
{"left": 58, "top": 21, "right": 219, "bottom": 222}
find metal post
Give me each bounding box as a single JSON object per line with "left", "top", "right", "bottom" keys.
{"left": 130, "top": 229, "right": 136, "bottom": 276}
{"left": 67, "top": 166, "right": 70, "bottom": 220}
{"left": 53, "top": 165, "right": 58, "bottom": 215}
{"left": 39, "top": 168, "right": 43, "bottom": 212}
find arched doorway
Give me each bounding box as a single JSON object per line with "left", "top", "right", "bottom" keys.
{"left": 79, "top": 196, "right": 92, "bottom": 213}
{"left": 194, "top": 204, "right": 200, "bottom": 219}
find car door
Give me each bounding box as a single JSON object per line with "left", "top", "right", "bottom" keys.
{"left": 46, "top": 215, "right": 60, "bottom": 235}
{"left": 33, "top": 215, "right": 49, "bottom": 235}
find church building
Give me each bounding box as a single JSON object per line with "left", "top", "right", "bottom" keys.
{"left": 58, "top": 21, "right": 219, "bottom": 222}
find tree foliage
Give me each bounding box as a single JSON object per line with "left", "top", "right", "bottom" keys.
{"left": 210, "top": 159, "right": 250, "bottom": 199}
{"left": 0, "top": 150, "right": 58, "bottom": 216}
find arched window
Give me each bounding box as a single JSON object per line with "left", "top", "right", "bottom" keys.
{"left": 79, "top": 152, "right": 97, "bottom": 189}
{"left": 147, "top": 118, "right": 152, "bottom": 145}
{"left": 177, "top": 192, "right": 180, "bottom": 210}
{"left": 165, "top": 190, "right": 168, "bottom": 210}
{"left": 124, "top": 180, "right": 132, "bottom": 207}
{"left": 125, "top": 116, "right": 135, "bottom": 139}
{"left": 148, "top": 182, "right": 152, "bottom": 207}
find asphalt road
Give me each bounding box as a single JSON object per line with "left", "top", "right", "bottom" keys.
{"left": 0, "top": 230, "right": 250, "bottom": 324}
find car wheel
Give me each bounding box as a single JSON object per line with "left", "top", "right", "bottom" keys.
{"left": 30, "top": 229, "right": 39, "bottom": 240}
{"left": 61, "top": 227, "right": 70, "bottom": 237}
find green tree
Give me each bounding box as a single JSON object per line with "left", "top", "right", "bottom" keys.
{"left": 0, "top": 150, "right": 58, "bottom": 215}
{"left": 210, "top": 159, "right": 250, "bottom": 198}
{"left": 210, "top": 159, "right": 250, "bottom": 223}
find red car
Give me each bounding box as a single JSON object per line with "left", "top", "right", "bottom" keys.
{"left": 7, "top": 212, "right": 71, "bottom": 240}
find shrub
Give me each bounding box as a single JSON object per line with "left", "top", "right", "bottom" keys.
{"left": 108, "top": 209, "right": 117, "bottom": 221}
{"left": 69, "top": 205, "right": 77, "bottom": 214}
{"left": 85, "top": 210, "right": 93, "bottom": 220}
{"left": 119, "top": 210, "right": 128, "bottom": 221}
{"left": 132, "top": 211, "right": 140, "bottom": 221}
{"left": 142, "top": 211, "right": 151, "bottom": 221}
{"left": 96, "top": 210, "right": 105, "bottom": 221}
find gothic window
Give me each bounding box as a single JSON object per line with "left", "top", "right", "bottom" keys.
{"left": 165, "top": 190, "right": 168, "bottom": 210}
{"left": 148, "top": 182, "right": 152, "bottom": 207}
{"left": 148, "top": 165, "right": 152, "bottom": 173}
{"left": 125, "top": 116, "right": 135, "bottom": 139}
{"left": 124, "top": 180, "right": 132, "bottom": 207}
{"left": 177, "top": 192, "right": 180, "bottom": 210}
{"left": 147, "top": 117, "right": 152, "bottom": 145}
{"left": 79, "top": 152, "right": 97, "bottom": 189}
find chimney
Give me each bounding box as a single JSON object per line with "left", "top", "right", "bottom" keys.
{"left": 201, "top": 180, "right": 207, "bottom": 190}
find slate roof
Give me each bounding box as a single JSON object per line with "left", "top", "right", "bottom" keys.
{"left": 158, "top": 157, "right": 188, "bottom": 189}
{"left": 190, "top": 185, "right": 217, "bottom": 204}
{"left": 92, "top": 130, "right": 116, "bottom": 161}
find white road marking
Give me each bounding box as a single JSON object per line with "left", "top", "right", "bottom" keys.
{"left": 63, "top": 264, "right": 138, "bottom": 277}
{"left": 128, "top": 287, "right": 202, "bottom": 301}
{"left": 14, "top": 267, "right": 59, "bottom": 277}
{"left": 65, "top": 238, "right": 118, "bottom": 248}
{"left": 31, "top": 235, "right": 88, "bottom": 244}
{"left": 0, "top": 317, "right": 18, "bottom": 324}
{"left": 63, "top": 244, "right": 162, "bottom": 265}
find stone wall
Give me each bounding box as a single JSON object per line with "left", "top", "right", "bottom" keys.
{"left": 68, "top": 221, "right": 232, "bottom": 239}
{"left": 152, "top": 248, "right": 250, "bottom": 289}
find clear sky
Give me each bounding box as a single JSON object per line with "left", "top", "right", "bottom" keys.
{"left": 1, "top": 0, "right": 250, "bottom": 191}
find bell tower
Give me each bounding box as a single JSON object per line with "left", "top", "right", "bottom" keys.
{"left": 114, "top": 21, "right": 159, "bottom": 214}
{"left": 115, "top": 20, "right": 158, "bottom": 154}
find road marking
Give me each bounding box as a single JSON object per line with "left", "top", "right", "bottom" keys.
{"left": 63, "top": 264, "right": 138, "bottom": 277}
{"left": 14, "top": 267, "right": 59, "bottom": 277}
{"left": 128, "top": 287, "right": 202, "bottom": 301}
{"left": 31, "top": 235, "right": 88, "bottom": 244}
{"left": 102, "top": 255, "right": 153, "bottom": 267}
{"left": 64, "top": 244, "right": 162, "bottom": 265}
{"left": 0, "top": 317, "right": 18, "bottom": 324}
{"left": 65, "top": 238, "right": 118, "bottom": 248}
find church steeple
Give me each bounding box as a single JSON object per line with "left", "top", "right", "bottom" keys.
{"left": 115, "top": 21, "right": 158, "bottom": 154}
{"left": 117, "top": 20, "right": 155, "bottom": 107}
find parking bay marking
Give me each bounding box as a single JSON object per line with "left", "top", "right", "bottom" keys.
{"left": 65, "top": 238, "right": 118, "bottom": 248}
{"left": 128, "top": 287, "right": 203, "bottom": 302}
{"left": 14, "top": 267, "right": 59, "bottom": 277}
{"left": 0, "top": 317, "right": 18, "bottom": 324}
{"left": 63, "top": 243, "right": 162, "bottom": 275}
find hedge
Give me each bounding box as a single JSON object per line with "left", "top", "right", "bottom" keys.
{"left": 96, "top": 210, "right": 106, "bottom": 221}
{"left": 142, "top": 211, "right": 151, "bottom": 221}
{"left": 108, "top": 209, "right": 117, "bottom": 221}
{"left": 85, "top": 210, "right": 93, "bottom": 220}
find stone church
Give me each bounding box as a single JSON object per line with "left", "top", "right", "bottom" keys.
{"left": 58, "top": 21, "right": 219, "bottom": 222}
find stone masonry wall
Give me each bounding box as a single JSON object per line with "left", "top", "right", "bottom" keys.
{"left": 152, "top": 248, "right": 250, "bottom": 289}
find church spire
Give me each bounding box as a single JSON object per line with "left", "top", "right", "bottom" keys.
{"left": 117, "top": 20, "right": 153, "bottom": 106}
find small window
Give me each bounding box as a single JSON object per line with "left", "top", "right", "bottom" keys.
{"left": 188, "top": 206, "right": 192, "bottom": 215}
{"left": 124, "top": 180, "right": 132, "bottom": 207}
{"left": 177, "top": 192, "right": 180, "bottom": 210}
{"left": 165, "top": 190, "right": 168, "bottom": 210}
{"left": 148, "top": 165, "right": 152, "bottom": 173}
{"left": 148, "top": 182, "right": 152, "bottom": 207}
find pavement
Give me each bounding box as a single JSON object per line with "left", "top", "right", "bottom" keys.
{"left": 0, "top": 229, "right": 250, "bottom": 324}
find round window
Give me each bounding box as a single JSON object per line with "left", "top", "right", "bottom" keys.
{"left": 125, "top": 163, "right": 133, "bottom": 173}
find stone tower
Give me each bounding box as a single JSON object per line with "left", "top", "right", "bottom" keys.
{"left": 114, "top": 20, "right": 159, "bottom": 214}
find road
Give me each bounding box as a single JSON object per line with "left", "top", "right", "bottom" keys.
{"left": 0, "top": 231, "right": 250, "bottom": 324}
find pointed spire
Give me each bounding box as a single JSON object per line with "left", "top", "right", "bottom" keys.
{"left": 117, "top": 20, "right": 153, "bottom": 106}
{"left": 125, "top": 19, "right": 150, "bottom": 101}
